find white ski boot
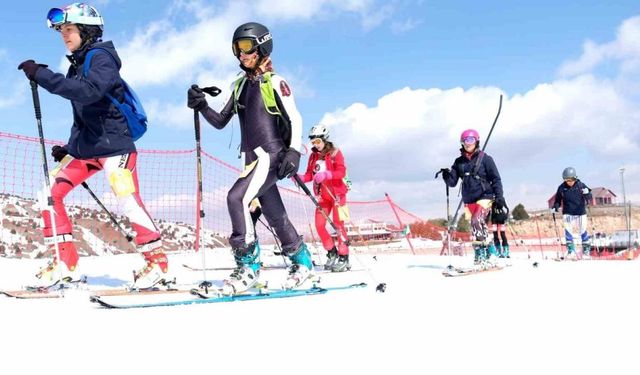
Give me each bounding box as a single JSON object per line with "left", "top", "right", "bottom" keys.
{"left": 282, "top": 243, "right": 314, "bottom": 290}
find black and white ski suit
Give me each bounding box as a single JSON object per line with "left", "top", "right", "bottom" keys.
{"left": 198, "top": 73, "right": 303, "bottom": 254}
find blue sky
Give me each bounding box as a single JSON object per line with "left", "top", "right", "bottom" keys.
{"left": 1, "top": 0, "right": 639, "bottom": 218}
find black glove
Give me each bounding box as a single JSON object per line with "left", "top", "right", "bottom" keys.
{"left": 495, "top": 196, "right": 506, "bottom": 210}
{"left": 277, "top": 148, "right": 301, "bottom": 180}
{"left": 51, "top": 145, "right": 68, "bottom": 162}
{"left": 17, "top": 60, "right": 48, "bottom": 81}
{"left": 439, "top": 168, "right": 451, "bottom": 181}
{"left": 187, "top": 84, "right": 208, "bottom": 111}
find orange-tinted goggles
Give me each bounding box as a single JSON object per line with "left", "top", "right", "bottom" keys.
{"left": 232, "top": 38, "right": 258, "bottom": 57}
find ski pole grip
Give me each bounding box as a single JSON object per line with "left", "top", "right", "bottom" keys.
{"left": 30, "top": 80, "right": 42, "bottom": 119}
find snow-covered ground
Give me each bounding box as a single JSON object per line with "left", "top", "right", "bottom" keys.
{"left": 1, "top": 247, "right": 639, "bottom": 375}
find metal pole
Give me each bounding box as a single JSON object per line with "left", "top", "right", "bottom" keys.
{"left": 620, "top": 168, "right": 631, "bottom": 251}
{"left": 30, "top": 81, "right": 62, "bottom": 286}
{"left": 384, "top": 193, "right": 416, "bottom": 255}
{"left": 194, "top": 108, "right": 210, "bottom": 290}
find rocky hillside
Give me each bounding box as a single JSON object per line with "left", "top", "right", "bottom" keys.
{"left": 0, "top": 193, "right": 228, "bottom": 259}
{"left": 510, "top": 205, "right": 639, "bottom": 238}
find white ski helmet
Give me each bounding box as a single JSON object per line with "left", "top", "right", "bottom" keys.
{"left": 309, "top": 124, "right": 329, "bottom": 140}
{"left": 47, "top": 3, "right": 104, "bottom": 31}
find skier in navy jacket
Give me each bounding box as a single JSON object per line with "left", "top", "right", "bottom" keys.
{"left": 441, "top": 129, "right": 505, "bottom": 264}
{"left": 552, "top": 167, "right": 593, "bottom": 258}
{"left": 17, "top": 3, "right": 166, "bottom": 288}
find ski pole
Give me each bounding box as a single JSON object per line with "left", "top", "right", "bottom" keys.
{"left": 79, "top": 180, "right": 136, "bottom": 245}
{"left": 586, "top": 206, "right": 599, "bottom": 254}
{"left": 293, "top": 175, "right": 386, "bottom": 292}
{"left": 321, "top": 183, "right": 370, "bottom": 252}
{"left": 434, "top": 169, "right": 453, "bottom": 265}
{"left": 30, "top": 81, "right": 63, "bottom": 286}
{"left": 193, "top": 105, "right": 210, "bottom": 290}
{"left": 255, "top": 215, "right": 289, "bottom": 267}
{"left": 533, "top": 212, "right": 546, "bottom": 259}
{"left": 293, "top": 175, "right": 346, "bottom": 242}
{"left": 507, "top": 223, "right": 531, "bottom": 259}
{"left": 551, "top": 211, "right": 564, "bottom": 259}
{"left": 190, "top": 84, "right": 221, "bottom": 290}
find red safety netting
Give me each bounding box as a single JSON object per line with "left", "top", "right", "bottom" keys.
{"left": 0, "top": 131, "right": 444, "bottom": 256}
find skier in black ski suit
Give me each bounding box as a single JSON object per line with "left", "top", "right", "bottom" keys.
{"left": 187, "top": 22, "right": 313, "bottom": 294}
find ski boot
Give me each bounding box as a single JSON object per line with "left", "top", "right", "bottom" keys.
{"left": 331, "top": 254, "right": 351, "bottom": 272}
{"left": 565, "top": 242, "right": 577, "bottom": 260}
{"left": 503, "top": 245, "right": 510, "bottom": 258}
{"left": 324, "top": 247, "right": 338, "bottom": 270}
{"left": 132, "top": 240, "right": 169, "bottom": 289}
{"left": 473, "top": 245, "right": 487, "bottom": 265}
{"left": 473, "top": 246, "right": 482, "bottom": 265}
{"left": 282, "top": 243, "right": 314, "bottom": 290}
{"left": 582, "top": 243, "right": 591, "bottom": 260}
{"left": 221, "top": 241, "right": 261, "bottom": 295}
{"left": 34, "top": 240, "right": 80, "bottom": 286}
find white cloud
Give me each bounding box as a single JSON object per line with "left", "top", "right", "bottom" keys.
{"left": 391, "top": 18, "right": 421, "bottom": 34}
{"left": 114, "top": 0, "right": 391, "bottom": 88}
{"left": 558, "top": 16, "right": 640, "bottom": 77}
{"left": 307, "top": 15, "right": 640, "bottom": 218}
{"left": 0, "top": 81, "right": 27, "bottom": 109}
{"left": 319, "top": 73, "right": 640, "bottom": 218}
{"left": 115, "top": 14, "right": 240, "bottom": 87}
{"left": 360, "top": 4, "right": 395, "bottom": 31}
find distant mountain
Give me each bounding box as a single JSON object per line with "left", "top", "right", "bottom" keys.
{"left": 0, "top": 193, "right": 228, "bottom": 259}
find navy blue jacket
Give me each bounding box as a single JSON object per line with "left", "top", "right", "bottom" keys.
{"left": 444, "top": 149, "right": 503, "bottom": 204}
{"left": 34, "top": 41, "right": 136, "bottom": 159}
{"left": 553, "top": 180, "right": 592, "bottom": 215}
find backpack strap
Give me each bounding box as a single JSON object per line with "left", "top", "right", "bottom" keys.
{"left": 83, "top": 48, "right": 117, "bottom": 76}
{"left": 83, "top": 48, "right": 120, "bottom": 106}
{"left": 471, "top": 150, "right": 485, "bottom": 176}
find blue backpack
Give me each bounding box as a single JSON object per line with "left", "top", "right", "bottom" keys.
{"left": 83, "top": 48, "right": 148, "bottom": 141}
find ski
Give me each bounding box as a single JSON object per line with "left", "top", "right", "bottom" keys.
{"left": 1, "top": 276, "right": 88, "bottom": 299}
{"left": 181, "top": 263, "right": 287, "bottom": 272}
{"left": 191, "top": 282, "right": 367, "bottom": 299}
{"left": 1, "top": 278, "right": 186, "bottom": 299}
{"left": 442, "top": 264, "right": 505, "bottom": 277}
{"left": 89, "top": 282, "right": 367, "bottom": 309}
{"left": 182, "top": 263, "right": 366, "bottom": 274}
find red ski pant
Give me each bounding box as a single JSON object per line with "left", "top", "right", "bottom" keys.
{"left": 464, "top": 199, "right": 492, "bottom": 246}
{"left": 40, "top": 153, "right": 160, "bottom": 246}
{"left": 315, "top": 195, "right": 349, "bottom": 255}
